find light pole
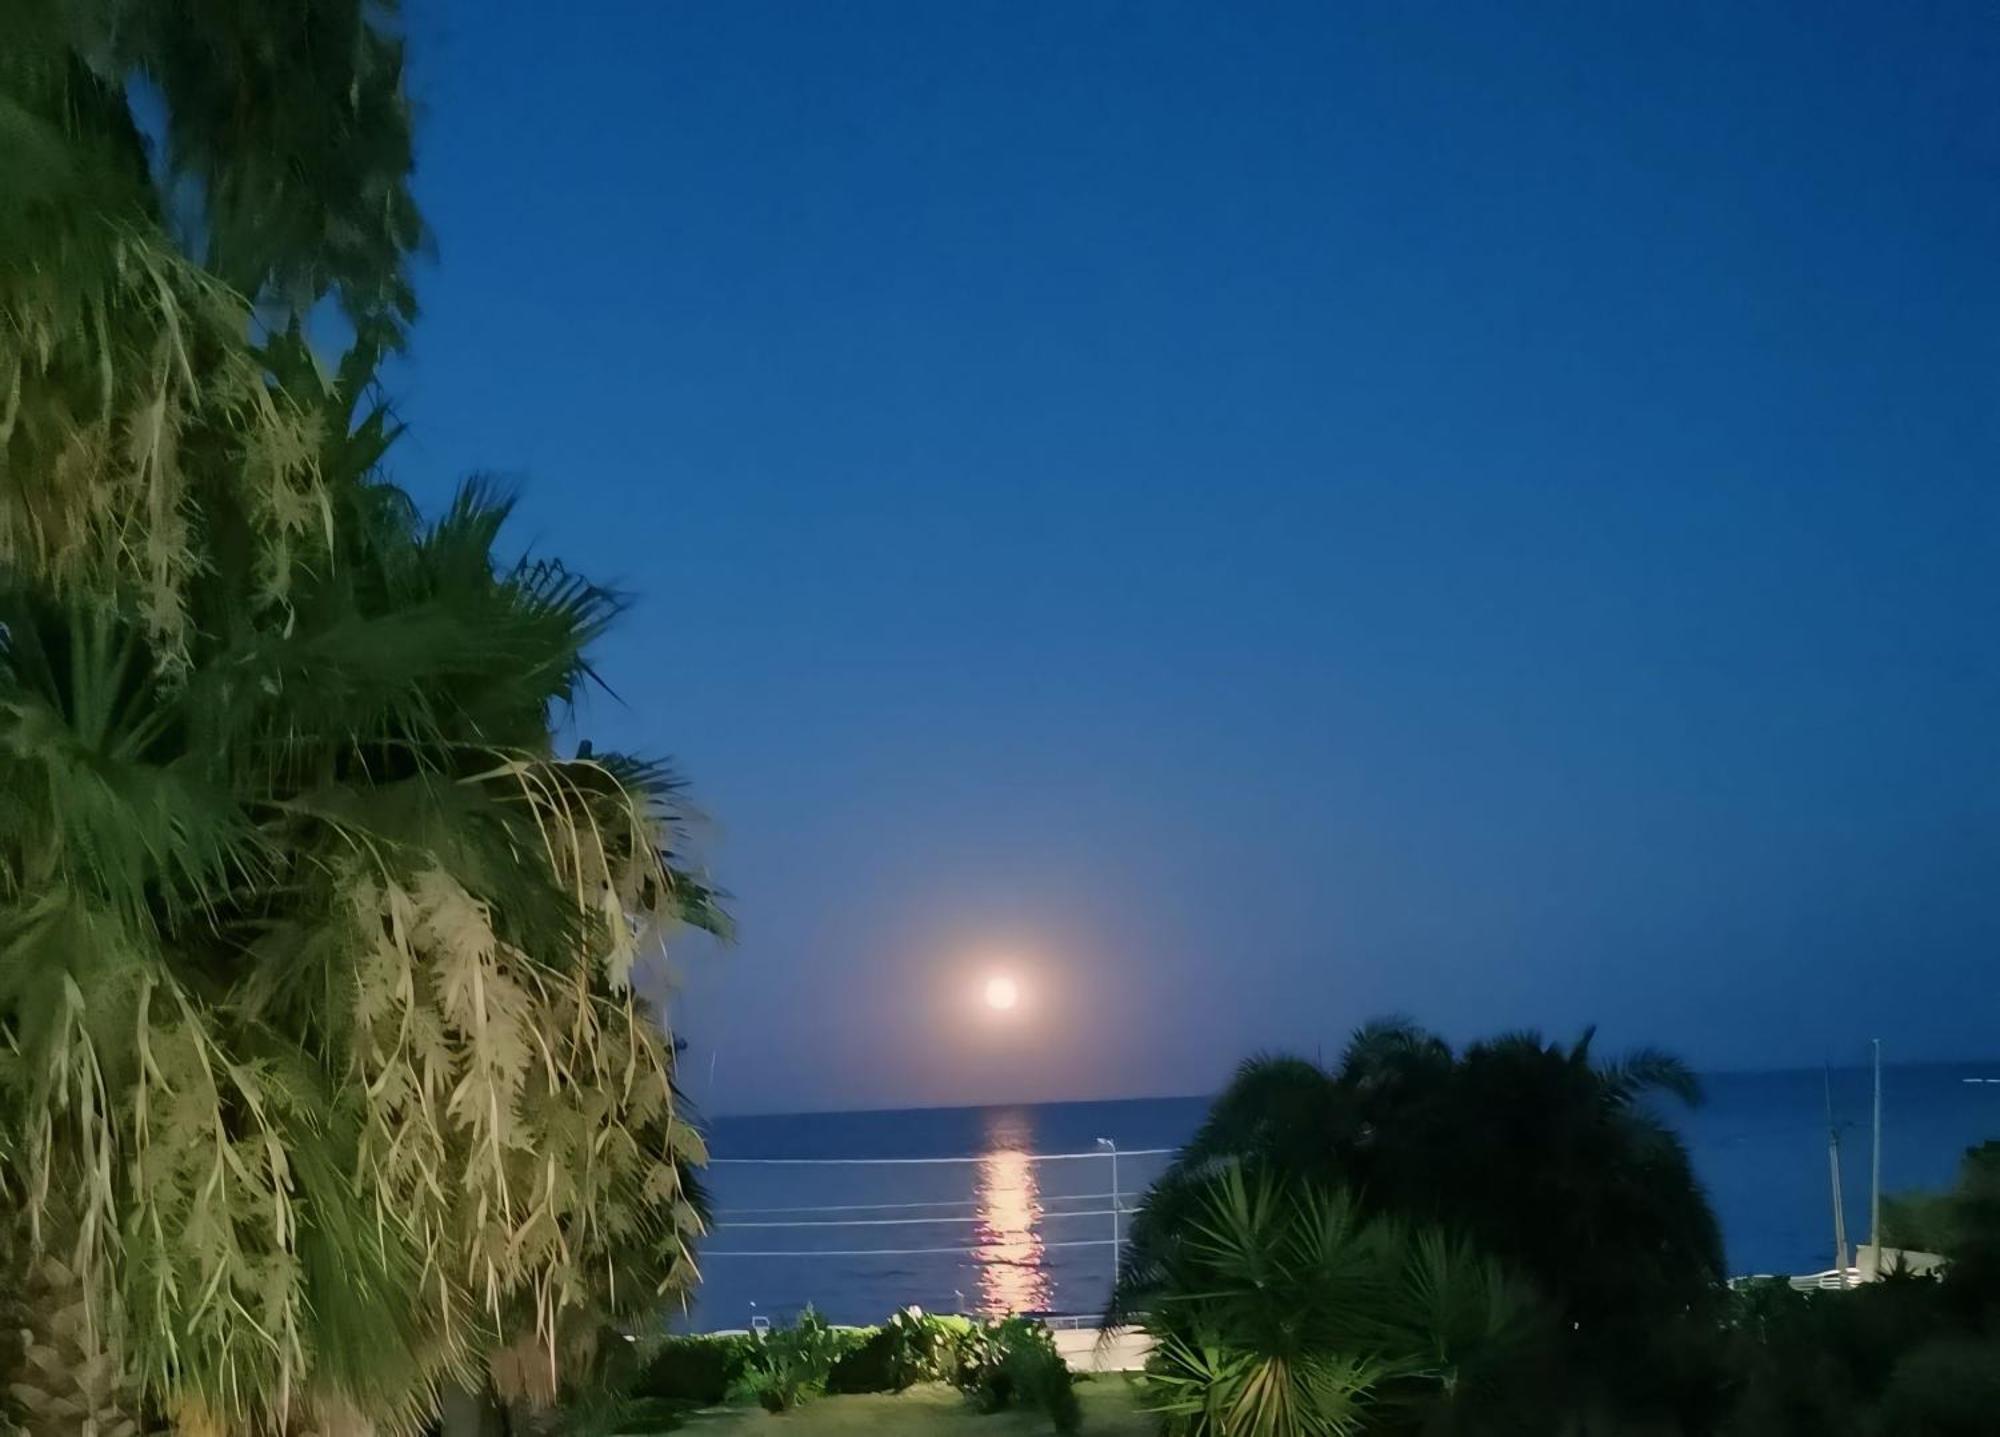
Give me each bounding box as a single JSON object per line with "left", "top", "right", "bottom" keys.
{"left": 1870, "top": 1038, "right": 1883, "bottom": 1276}
{"left": 1096, "top": 1138, "right": 1120, "bottom": 1252}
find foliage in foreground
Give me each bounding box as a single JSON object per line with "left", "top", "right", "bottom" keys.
{"left": 954, "top": 1315, "right": 1081, "bottom": 1434}
{"left": 1721, "top": 1139, "right": 2000, "bottom": 1437}
{"left": 0, "top": 4, "right": 725, "bottom": 1432}
{"left": 2, "top": 0, "right": 424, "bottom": 662}
{"left": 825, "top": 1307, "right": 968, "bottom": 1395}
{"left": 1115, "top": 1020, "right": 1725, "bottom": 1429}
{"left": 727, "top": 1310, "right": 861, "bottom": 1413}
{"left": 1721, "top": 1273, "right": 2000, "bottom": 1437}
{"left": 1114, "top": 1022, "right": 2000, "bottom": 1436}
{"left": 633, "top": 1332, "right": 760, "bottom": 1408}
{"left": 1883, "top": 1141, "right": 2000, "bottom": 1286}
{"left": 0, "top": 426, "right": 723, "bottom": 1434}
{"left": 631, "top": 1309, "right": 1077, "bottom": 1432}
{"left": 1124, "top": 1167, "right": 1545, "bottom": 1437}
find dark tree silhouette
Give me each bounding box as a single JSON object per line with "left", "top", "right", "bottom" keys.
{"left": 1116, "top": 1019, "right": 1727, "bottom": 1424}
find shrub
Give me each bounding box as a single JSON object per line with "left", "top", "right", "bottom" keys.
{"left": 632, "top": 1334, "right": 754, "bottom": 1405}
{"left": 900, "top": 1308, "right": 973, "bottom": 1386}
{"left": 626, "top": 1308, "right": 1069, "bottom": 1423}
{"left": 729, "top": 1308, "right": 859, "bottom": 1412}
{"left": 1882, "top": 1189, "right": 1957, "bottom": 1256}
{"left": 951, "top": 1315, "right": 1079, "bottom": 1433}
{"left": 1123, "top": 1168, "right": 1544, "bottom": 1437}
{"left": 1144, "top": 1333, "right": 1386, "bottom": 1437}
{"left": 1003, "top": 1329, "right": 1081, "bottom": 1435}
{"left": 1874, "top": 1336, "right": 2000, "bottom": 1437}
{"left": 1717, "top": 1270, "right": 1968, "bottom": 1436}
{"left": 1117, "top": 1027, "right": 1725, "bottom": 1427}
{"left": 824, "top": 1326, "right": 900, "bottom": 1395}
{"left": 826, "top": 1307, "right": 964, "bottom": 1393}
{"left": 1943, "top": 1141, "right": 2000, "bottom": 1301}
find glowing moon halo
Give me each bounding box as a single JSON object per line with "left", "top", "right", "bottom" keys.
{"left": 982, "top": 974, "right": 1020, "bottom": 1011}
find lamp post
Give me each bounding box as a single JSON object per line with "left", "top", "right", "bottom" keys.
{"left": 1870, "top": 1038, "right": 1883, "bottom": 1277}
{"left": 1096, "top": 1138, "right": 1120, "bottom": 1252}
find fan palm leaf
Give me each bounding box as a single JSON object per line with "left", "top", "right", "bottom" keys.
{"left": 2, "top": 6, "right": 714, "bottom": 1431}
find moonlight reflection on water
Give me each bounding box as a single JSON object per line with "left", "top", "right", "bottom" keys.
{"left": 974, "top": 1114, "right": 1050, "bottom": 1314}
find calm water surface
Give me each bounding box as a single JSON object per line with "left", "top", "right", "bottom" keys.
{"left": 682, "top": 1062, "right": 2000, "bottom": 1330}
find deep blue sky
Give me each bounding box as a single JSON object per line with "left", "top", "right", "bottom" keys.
{"left": 388, "top": 2, "right": 1998, "bottom": 1114}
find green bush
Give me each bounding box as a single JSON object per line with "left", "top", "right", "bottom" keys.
{"left": 1125, "top": 1168, "right": 1543, "bottom": 1437}
{"left": 1002, "top": 1329, "right": 1080, "bottom": 1435}
{"left": 951, "top": 1315, "right": 1079, "bottom": 1433}
{"left": 632, "top": 1334, "right": 754, "bottom": 1405}
{"left": 1882, "top": 1189, "right": 1958, "bottom": 1256}
{"left": 825, "top": 1307, "right": 966, "bottom": 1393}
{"left": 624, "top": 1308, "right": 1071, "bottom": 1423}
{"left": 1875, "top": 1336, "right": 2000, "bottom": 1437}
{"left": 1144, "top": 1334, "right": 1385, "bottom": 1437}
{"left": 1114, "top": 1027, "right": 1724, "bottom": 1428}
{"left": 1944, "top": 1141, "right": 2000, "bottom": 1299}
{"left": 728, "top": 1308, "right": 862, "bottom": 1412}
{"left": 824, "top": 1326, "right": 900, "bottom": 1395}
{"left": 1717, "top": 1270, "right": 1977, "bottom": 1436}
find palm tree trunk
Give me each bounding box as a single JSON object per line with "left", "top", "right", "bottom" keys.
{"left": 6, "top": 1250, "right": 139, "bottom": 1437}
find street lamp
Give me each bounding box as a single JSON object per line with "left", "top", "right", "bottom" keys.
{"left": 1095, "top": 1138, "right": 1120, "bottom": 1252}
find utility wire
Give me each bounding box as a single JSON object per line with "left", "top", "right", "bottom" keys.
{"left": 716, "top": 1190, "right": 1129, "bottom": 1216}
{"left": 715, "top": 1208, "right": 1141, "bottom": 1230}
{"left": 704, "top": 1237, "right": 1125, "bottom": 1259}
{"left": 708, "top": 1149, "right": 1173, "bottom": 1166}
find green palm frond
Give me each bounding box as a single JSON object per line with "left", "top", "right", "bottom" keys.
{"left": 1337, "top": 1015, "right": 1452, "bottom": 1082}
{"left": 1599, "top": 1044, "right": 1704, "bottom": 1108}
{"left": 1144, "top": 1329, "right": 1389, "bottom": 1437}
{"left": 1120, "top": 1020, "right": 1723, "bottom": 1431}
{"left": 0, "top": 422, "right": 719, "bottom": 1437}
{"left": 117, "top": 0, "right": 429, "bottom": 344}
{"left": 1179, "top": 1054, "right": 1342, "bottom": 1175}
{"left": 2, "top": 6, "right": 712, "bottom": 1431}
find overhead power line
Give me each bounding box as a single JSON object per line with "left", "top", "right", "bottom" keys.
{"left": 717, "top": 1189, "right": 1129, "bottom": 1216}
{"left": 715, "top": 1207, "right": 1140, "bottom": 1230}
{"left": 708, "top": 1148, "right": 1173, "bottom": 1166}
{"left": 704, "top": 1237, "right": 1125, "bottom": 1259}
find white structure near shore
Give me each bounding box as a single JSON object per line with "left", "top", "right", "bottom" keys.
{"left": 1050, "top": 1325, "right": 1153, "bottom": 1372}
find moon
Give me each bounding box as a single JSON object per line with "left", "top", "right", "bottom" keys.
{"left": 982, "top": 974, "right": 1020, "bottom": 1011}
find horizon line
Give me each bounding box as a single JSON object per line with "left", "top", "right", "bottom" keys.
{"left": 692, "top": 1053, "right": 2000, "bottom": 1123}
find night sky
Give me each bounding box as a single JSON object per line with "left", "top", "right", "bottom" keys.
{"left": 386, "top": 2, "right": 1998, "bottom": 1114}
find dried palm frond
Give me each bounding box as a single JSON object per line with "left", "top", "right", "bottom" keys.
{"left": 0, "top": 478, "right": 716, "bottom": 1432}
{"left": 3, "top": 8, "right": 706, "bottom": 1431}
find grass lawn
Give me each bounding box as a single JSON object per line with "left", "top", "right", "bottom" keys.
{"left": 664, "top": 1378, "right": 1154, "bottom": 1437}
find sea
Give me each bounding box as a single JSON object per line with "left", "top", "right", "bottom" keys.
{"left": 681, "top": 1061, "right": 2000, "bottom": 1332}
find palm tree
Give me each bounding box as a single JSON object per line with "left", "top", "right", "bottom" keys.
{"left": 0, "top": 441, "right": 724, "bottom": 1431}
{"left": 1403, "top": 1031, "right": 1723, "bottom": 1342}
{"left": 3, "top": 0, "right": 424, "bottom": 661}
{"left": 2, "top": 9, "right": 725, "bottom": 1430}
{"left": 1119, "top": 1021, "right": 1725, "bottom": 1426}
{"left": 1126, "top": 1166, "right": 1543, "bottom": 1437}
